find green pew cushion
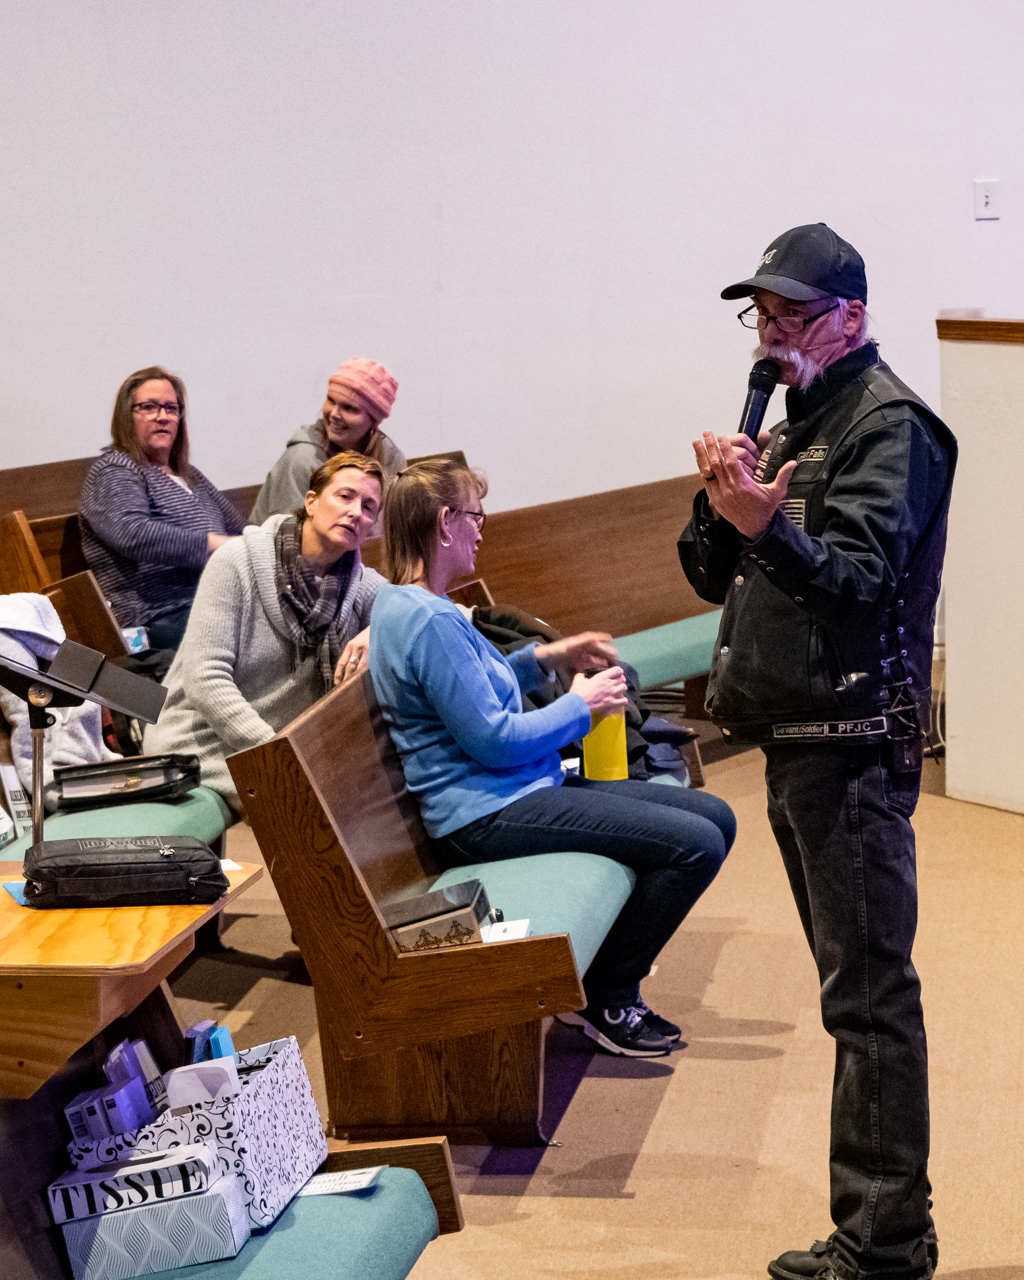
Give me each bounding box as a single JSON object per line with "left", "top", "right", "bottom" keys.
{"left": 433, "top": 851, "right": 635, "bottom": 975}
{"left": 7, "top": 785, "right": 232, "bottom": 860}
{"left": 144, "top": 1166, "right": 438, "bottom": 1280}
{"left": 613, "top": 609, "right": 723, "bottom": 688}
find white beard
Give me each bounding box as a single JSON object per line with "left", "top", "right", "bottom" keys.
{"left": 753, "top": 339, "right": 829, "bottom": 391}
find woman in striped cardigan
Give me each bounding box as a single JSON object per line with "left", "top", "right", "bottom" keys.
{"left": 80, "top": 366, "right": 245, "bottom": 650}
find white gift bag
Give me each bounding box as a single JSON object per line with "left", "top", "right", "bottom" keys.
{"left": 67, "top": 1037, "right": 327, "bottom": 1229}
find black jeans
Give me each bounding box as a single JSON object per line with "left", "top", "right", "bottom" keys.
{"left": 435, "top": 775, "right": 736, "bottom": 1006}
{"left": 763, "top": 744, "right": 933, "bottom": 1280}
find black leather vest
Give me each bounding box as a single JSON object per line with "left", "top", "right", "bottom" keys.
{"left": 706, "top": 360, "right": 957, "bottom": 742}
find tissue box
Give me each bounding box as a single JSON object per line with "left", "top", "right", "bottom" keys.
{"left": 62, "top": 1173, "right": 248, "bottom": 1280}
{"left": 67, "top": 1037, "right": 326, "bottom": 1229}
{"left": 49, "top": 1142, "right": 216, "bottom": 1224}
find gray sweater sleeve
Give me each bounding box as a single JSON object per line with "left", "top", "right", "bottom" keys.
{"left": 249, "top": 442, "right": 320, "bottom": 525}
{"left": 178, "top": 549, "right": 278, "bottom": 751}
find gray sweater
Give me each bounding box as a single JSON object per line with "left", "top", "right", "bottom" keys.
{"left": 248, "top": 423, "right": 406, "bottom": 532}
{"left": 143, "top": 516, "right": 384, "bottom": 799}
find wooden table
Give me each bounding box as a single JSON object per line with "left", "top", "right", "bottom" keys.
{"left": 0, "top": 860, "right": 262, "bottom": 1098}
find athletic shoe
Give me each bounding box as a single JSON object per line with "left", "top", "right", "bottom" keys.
{"left": 634, "top": 995, "right": 682, "bottom": 1042}
{"left": 564, "top": 1004, "right": 672, "bottom": 1057}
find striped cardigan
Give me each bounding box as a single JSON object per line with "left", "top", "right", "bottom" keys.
{"left": 80, "top": 449, "right": 245, "bottom": 628}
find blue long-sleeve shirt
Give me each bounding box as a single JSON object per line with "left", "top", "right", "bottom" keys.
{"left": 369, "top": 584, "right": 592, "bottom": 838}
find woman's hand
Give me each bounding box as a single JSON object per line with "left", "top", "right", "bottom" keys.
{"left": 207, "top": 532, "right": 237, "bottom": 554}
{"left": 535, "top": 631, "right": 616, "bottom": 676}
{"left": 334, "top": 627, "right": 371, "bottom": 687}
{"left": 570, "top": 666, "right": 629, "bottom": 713}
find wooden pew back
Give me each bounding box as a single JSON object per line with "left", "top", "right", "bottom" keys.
{"left": 363, "top": 473, "right": 707, "bottom": 639}
{"left": 228, "top": 674, "right": 436, "bottom": 1024}
{"left": 28, "top": 512, "right": 87, "bottom": 581}
{"left": 43, "top": 572, "right": 129, "bottom": 660}
{"left": 0, "top": 456, "right": 98, "bottom": 519}
{"left": 0, "top": 511, "right": 50, "bottom": 594}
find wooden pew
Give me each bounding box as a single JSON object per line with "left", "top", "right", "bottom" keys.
{"left": 0, "top": 511, "right": 49, "bottom": 595}
{"left": 228, "top": 672, "right": 593, "bottom": 1147}
{"left": 362, "top": 473, "right": 709, "bottom": 639}
{"left": 42, "top": 572, "right": 129, "bottom": 660}
{"left": 0, "top": 456, "right": 98, "bottom": 520}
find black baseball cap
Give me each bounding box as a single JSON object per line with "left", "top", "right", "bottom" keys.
{"left": 721, "top": 223, "right": 867, "bottom": 304}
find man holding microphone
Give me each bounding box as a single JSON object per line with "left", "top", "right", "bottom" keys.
{"left": 678, "top": 224, "right": 956, "bottom": 1280}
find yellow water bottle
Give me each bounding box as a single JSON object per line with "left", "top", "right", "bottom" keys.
{"left": 582, "top": 709, "right": 628, "bottom": 781}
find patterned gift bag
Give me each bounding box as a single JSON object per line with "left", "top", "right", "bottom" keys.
{"left": 67, "top": 1037, "right": 327, "bottom": 1229}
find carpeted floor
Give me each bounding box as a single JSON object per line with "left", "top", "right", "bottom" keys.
{"left": 172, "top": 749, "right": 1024, "bottom": 1279}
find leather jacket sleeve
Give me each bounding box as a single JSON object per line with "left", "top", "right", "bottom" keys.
{"left": 678, "top": 490, "right": 744, "bottom": 604}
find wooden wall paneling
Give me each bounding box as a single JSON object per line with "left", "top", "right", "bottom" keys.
{"left": 0, "top": 511, "right": 51, "bottom": 594}
{"left": 323, "top": 1136, "right": 463, "bottom": 1233}
{"left": 42, "top": 572, "right": 129, "bottom": 660}
{"left": 0, "top": 458, "right": 98, "bottom": 520}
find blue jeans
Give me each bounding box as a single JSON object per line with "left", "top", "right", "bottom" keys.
{"left": 763, "top": 745, "right": 933, "bottom": 1280}
{"left": 146, "top": 604, "right": 192, "bottom": 651}
{"left": 435, "top": 775, "right": 736, "bottom": 1005}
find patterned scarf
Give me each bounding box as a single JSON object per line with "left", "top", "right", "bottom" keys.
{"left": 273, "top": 516, "right": 353, "bottom": 663}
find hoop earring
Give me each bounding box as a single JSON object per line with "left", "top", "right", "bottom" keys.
{"left": 440, "top": 535, "right": 452, "bottom": 548}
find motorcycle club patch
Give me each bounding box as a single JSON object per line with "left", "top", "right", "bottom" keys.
{"left": 796, "top": 445, "right": 828, "bottom": 464}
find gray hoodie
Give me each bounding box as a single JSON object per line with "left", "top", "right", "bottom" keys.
{"left": 143, "top": 515, "right": 384, "bottom": 799}
{"left": 248, "top": 423, "right": 406, "bottom": 531}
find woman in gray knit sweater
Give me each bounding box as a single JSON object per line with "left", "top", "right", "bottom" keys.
{"left": 144, "top": 452, "right": 387, "bottom": 801}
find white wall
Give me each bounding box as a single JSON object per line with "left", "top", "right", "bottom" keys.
{"left": 2, "top": 1, "right": 1024, "bottom": 510}
{"left": 941, "top": 337, "right": 1024, "bottom": 815}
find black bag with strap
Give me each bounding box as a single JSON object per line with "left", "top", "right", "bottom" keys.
{"left": 22, "top": 835, "right": 229, "bottom": 909}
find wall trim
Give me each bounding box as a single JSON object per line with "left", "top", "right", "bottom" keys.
{"left": 936, "top": 317, "right": 1024, "bottom": 344}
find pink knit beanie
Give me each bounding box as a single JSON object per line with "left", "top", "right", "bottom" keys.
{"left": 327, "top": 358, "right": 398, "bottom": 423}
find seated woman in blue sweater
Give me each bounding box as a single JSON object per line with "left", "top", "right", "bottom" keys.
{"left": 369, "top": 459, "right": 737, "bottom": 1057}
{"left": 80, "top": 366, "right": 245, "bottom": 650}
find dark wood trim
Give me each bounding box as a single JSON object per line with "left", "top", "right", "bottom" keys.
{"left": 323, "top": 1136, "right": 463, "bottom": 1233}
{"left": 936, "top": 317, "right": 1024, "bottom": 344}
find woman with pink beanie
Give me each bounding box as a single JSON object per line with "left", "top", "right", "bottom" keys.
{"left": 249, "top": 358, "right": 405, "bottom": 530}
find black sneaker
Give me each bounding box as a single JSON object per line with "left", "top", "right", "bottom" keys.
{"left": 768, "top": 1238, "right": 938, "bottom": 1280}
{"left": 634, "top": 995, "right": 682, "bottom": 1042}
{"left": 569, "top": 1004, "right": 672, "bottom": 1057}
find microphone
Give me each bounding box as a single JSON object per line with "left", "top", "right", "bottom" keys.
{"left": 738, "top": 358, "right": 781, "bottom": 441}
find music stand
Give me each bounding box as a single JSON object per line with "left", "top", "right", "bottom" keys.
{"left": 0, "top": 639, "right": 167, "bottom": 847}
